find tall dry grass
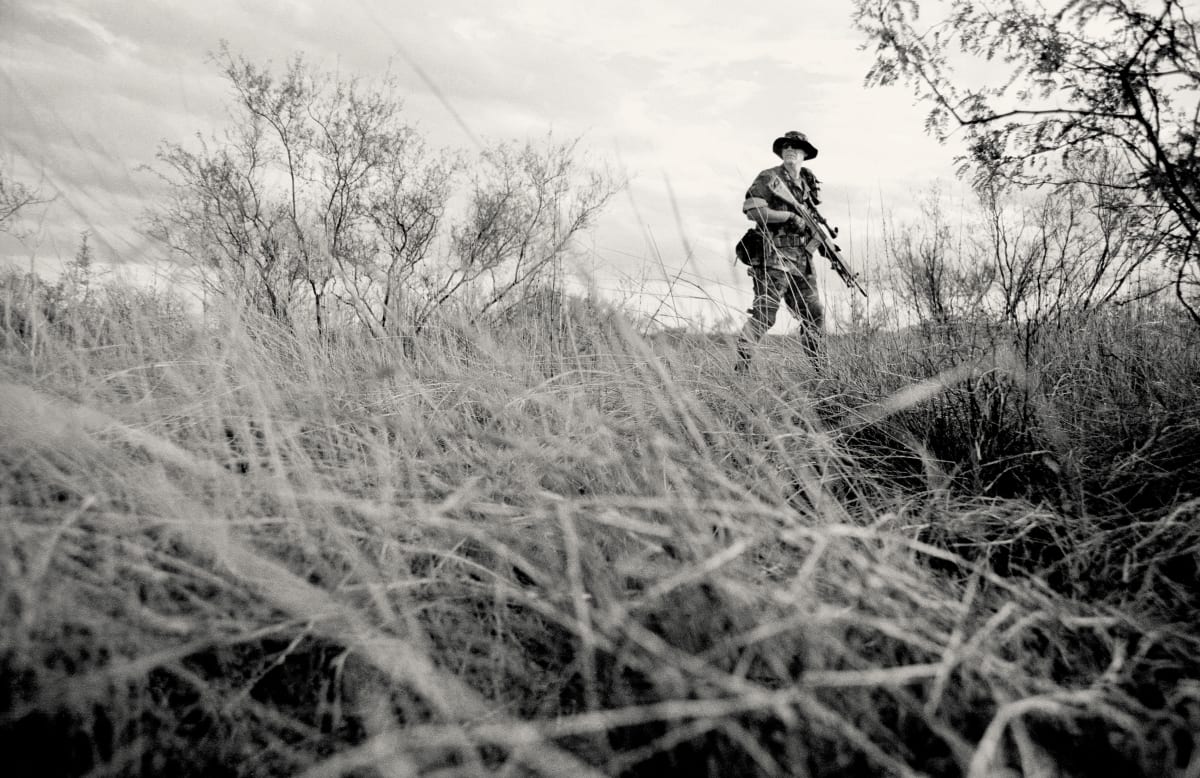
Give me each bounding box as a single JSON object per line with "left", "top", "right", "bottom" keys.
{"left": 2, "top": 277, "right": 1199, "bottom": 777}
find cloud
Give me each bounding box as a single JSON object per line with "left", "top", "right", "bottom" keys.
{"left": 3, "top": 1, "right": 120, "bottom": 60}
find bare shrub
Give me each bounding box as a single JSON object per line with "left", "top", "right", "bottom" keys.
{"left": 145, "top": 45, "right": 619, "bottom": 338}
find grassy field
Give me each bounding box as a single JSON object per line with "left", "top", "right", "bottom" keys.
{"left": 3, "top": 277, "right": 1199, "bottom": 777}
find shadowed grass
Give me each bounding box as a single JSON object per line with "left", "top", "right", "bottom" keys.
{"left": 2, "top": 278, "right": 1199, "bottom": 777}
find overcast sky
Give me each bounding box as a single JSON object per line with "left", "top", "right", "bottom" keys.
{"left": 0, "top": 0, "right": 966, "bottom": 328}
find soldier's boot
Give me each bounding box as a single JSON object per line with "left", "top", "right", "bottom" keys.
{"left": 733, "top": 339, "right": 753, "bottom": 375}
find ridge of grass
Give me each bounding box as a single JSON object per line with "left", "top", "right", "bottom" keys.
{"left": 2, "top": 279, "right": 1198, "bottom": 777}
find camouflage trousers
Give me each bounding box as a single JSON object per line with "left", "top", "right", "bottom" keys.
{"left": 736, "top": 264, "right": 824, "bottom": 366}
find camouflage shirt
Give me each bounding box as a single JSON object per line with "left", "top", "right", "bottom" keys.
{"left": 742, "top": 164, "right": 819, "bottom": 275}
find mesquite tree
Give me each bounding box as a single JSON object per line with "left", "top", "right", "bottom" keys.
{"left": 145, "top": 44, "right": 455, "bottom": 335}
{"left": 146, "top": 45, "right": 617, "bottom": 336}
{"left": 853, "top": 0, "right": 1200, "bottom": 319}
{"left": 0, "top": 164, "right": 47, "bottom": 236}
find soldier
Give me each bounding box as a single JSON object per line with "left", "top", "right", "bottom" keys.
{"left": 734, "top": 130, "right": 825, "bottom": 374}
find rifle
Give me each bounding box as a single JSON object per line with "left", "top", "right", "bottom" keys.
{"left": 767, "top": 175, "right": 867, "bottom": 297}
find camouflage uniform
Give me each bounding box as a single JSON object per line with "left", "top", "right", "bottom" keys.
{"left": 736, "top": 159, "right": 825, "bottom": 368}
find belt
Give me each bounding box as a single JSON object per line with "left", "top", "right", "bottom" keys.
{"left": 770, "top": 233, "right": 808, "bottom": 248}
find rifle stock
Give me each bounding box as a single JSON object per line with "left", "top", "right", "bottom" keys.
{"left": 767, "top": 177, "right": 867, "bottom": 297}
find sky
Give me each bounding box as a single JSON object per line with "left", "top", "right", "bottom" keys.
{"left": 0, "top": 0, "right": 966, "bottom": 329}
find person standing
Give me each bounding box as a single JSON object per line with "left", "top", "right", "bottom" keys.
{"left": 734, "top": 130, "right": 825, "bottom": 373}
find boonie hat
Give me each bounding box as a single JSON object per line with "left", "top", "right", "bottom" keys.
{"left": 772, "top": 131, "right": 818, "bottom": 160}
